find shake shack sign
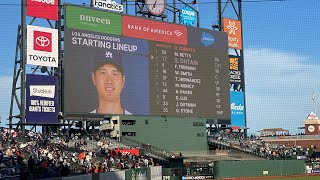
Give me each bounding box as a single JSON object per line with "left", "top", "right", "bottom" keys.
{"left": 92, "top": 0, "right": 124, "bottom": 12}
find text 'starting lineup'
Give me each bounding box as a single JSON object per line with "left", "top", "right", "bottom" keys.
{"left": 71, "top": 30, "right": 138, "bottom": 52}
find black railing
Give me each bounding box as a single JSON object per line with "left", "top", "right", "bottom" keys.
{"left": 208, "top": 138, "right": 268, "bottom": 159}
{"left": 120, "top": 136, "right": 177, "bottom": 162}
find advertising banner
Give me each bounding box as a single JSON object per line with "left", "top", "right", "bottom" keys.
{"left": 180, "top": 6, "right": 197, "bottom": 26}
{"left": 122, "top": 16, "right": 188, "bottom": 45}
{"left": 229, "top": 55, "right": 243, "bottom": 92}
{"left": 113, "top": 148, "right": 139, "bottom": 156}
{"left": 27, "top": 25, "right": 58, "bottom": 67}
{"left": 149, "top": 166, "right": 162, "bottom": 180}
{"left": 27, "top": 0, "right": 58, "bottom": 21}
{"left": 223, "top": 18, "right": 242, "bottom": 50}
{"left": 65, "top": 5, "right": 122, "bottom": 35}
{"left": 26, "top": 74, "right": 58, "bottom": 124}
{"left": 99, "top": 170, "right": 125, "bottom": 179}
{"left": 62, "top": 174, "right": 92, "bottom": 180}
{"left": 230, "top": 91, "right": 245, "bottom": 127}
{"left": 125, "top": 168, "right": 148, "bottom": 180}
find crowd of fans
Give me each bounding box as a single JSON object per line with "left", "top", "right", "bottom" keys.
{"left": 0, "top": 127, "right": 160, "bottom": 179}
{"left": 4, "top": 126, "right": 318, "bottom": 178}
{"left": 208, "top": 129, "right": 313, "bottom": 160}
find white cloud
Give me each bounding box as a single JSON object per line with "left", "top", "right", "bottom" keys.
{"left": 244, "top": 48, "right": 320, "bottom": 134}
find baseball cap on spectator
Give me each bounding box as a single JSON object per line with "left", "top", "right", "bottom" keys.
{"left": 93, "top": 51, "right": 124, "bottom": 75}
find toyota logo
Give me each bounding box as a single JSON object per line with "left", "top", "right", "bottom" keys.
{"left": 35, "top": 36, "right": 51, "bottom": 47}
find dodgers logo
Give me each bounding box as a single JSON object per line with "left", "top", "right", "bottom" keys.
{"left": 201, "top": 32, "right": 215, "bottom": 47}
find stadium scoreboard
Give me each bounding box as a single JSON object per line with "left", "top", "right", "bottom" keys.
{"left": 64, "top": 5, "right": 230, "bottom": 120}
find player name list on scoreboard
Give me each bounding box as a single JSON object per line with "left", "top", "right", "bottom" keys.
{"left": 149, "top": 42, "right": 225, "bottom": 118}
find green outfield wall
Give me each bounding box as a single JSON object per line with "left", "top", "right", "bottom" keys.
{"left": 214, "top": 160, "right": 305, "bottom": 179}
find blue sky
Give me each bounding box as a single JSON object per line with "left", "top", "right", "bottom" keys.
{"left": 0, "top": 0, "right": 319, "bottom": 134}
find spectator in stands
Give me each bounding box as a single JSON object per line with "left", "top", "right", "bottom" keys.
{"left": 116, "top": 131, "right": 120, "bottom": 142}
{"left": 78, "top": 151, "right": 85, "bottom": 165}
{"left": 148, "top": 158, "right": 154, "bottom": 167}
{"left": 98, "top": 163, "right": 105, "bottom": 173}
{"left": 117, "top": 160, "right": 124, "bottom": 169}
{"left": 28, "top": 156, "right": 35, "bottom": 174}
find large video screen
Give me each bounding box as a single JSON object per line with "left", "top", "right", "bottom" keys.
{"left": 64, "top": 5, "right": 230, "bottom": 120}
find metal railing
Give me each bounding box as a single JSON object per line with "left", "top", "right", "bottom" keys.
{"left": 208, "top": 138, "right": 268, "bottom": 159}
{"left": 120, "top": 136, "right": 177, "bottom": 162}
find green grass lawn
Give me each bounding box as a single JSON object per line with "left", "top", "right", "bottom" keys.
{"left": 270, "top": 175, "right": 320, "bottom": 180}
{"left": 218, "top": 174, "right": 320, "bottom": 180}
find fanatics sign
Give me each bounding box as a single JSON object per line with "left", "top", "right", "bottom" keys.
{"left": 27, "top": 25, "right": 58, "bottom": 67}
{"left": 27, "top": 0, "right": 58, "bottom": 21}
{"left": 92, "top": 0, "right": 124, "bottom": 12}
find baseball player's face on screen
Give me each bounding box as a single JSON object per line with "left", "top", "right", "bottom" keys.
{"left": 92, "top": 64, "right": 125, "bottom": 102}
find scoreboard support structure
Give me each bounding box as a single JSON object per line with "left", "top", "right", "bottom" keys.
{"left": 212, "top": 0, "right": 247, "bottom": 136}
{"left": 9, "top": 0, "right": 62, "bottom": 134}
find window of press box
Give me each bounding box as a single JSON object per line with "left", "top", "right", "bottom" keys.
{"left": 122, "top": 120, "right": 136, "bottom": 125}
{"left": 122, "top": 132, "right": 136, "bottom": 136}
{"left": 193, "top": 122, "right": 204, "bottom": 126}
